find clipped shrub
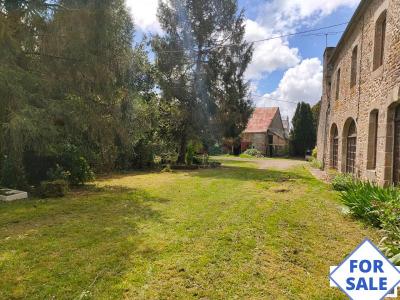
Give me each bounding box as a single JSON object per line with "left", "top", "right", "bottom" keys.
{"left": 243, "top": 148, "right": 263, "bottom": 158}
{"left": 40, "top": 180, "right": 69, "bottom": 198}
{"left": 331, "top": 173, "right": 355, "bottom": 191}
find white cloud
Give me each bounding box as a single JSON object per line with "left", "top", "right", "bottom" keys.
{"left": 125, "top": 0, "right": 161, "bottom": 34}
{"left": 244, "top": 20, "right": 301, "bottom": 80}
{"left": 258, "top": 0, "right": 360, "bottom": 33}
{"left": 258, "top": 58, "right": 323, "bottom": 118}
{"left": 246, "top": 0, "right": 359, "bottom": 118}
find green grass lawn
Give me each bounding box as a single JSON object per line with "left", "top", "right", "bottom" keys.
{"left": 0, "top": 159, "right": 379, "bottom": 299}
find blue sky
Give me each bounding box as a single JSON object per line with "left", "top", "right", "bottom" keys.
{"left": 125, "top": 0, "right": 360, "bottom": 118}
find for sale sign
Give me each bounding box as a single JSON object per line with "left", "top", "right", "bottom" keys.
{"left": 330, "top": 239, "right": 400, "bottom": 300}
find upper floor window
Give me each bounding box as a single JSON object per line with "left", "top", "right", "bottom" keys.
{"left": 373, "top": 10, "right": 387, "bottom": 70}
{"left": 335, "top": 68, "right": 341, "bottom": 100}
{"left": 351, "top": 45, "right": 358, "bottom": 87}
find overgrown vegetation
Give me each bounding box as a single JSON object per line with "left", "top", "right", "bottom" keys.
{"left": 331, "top": 173, "right": 355, "bottom": 191}
{"left": 309, "top": 158, "right": 323, "bottom": 169}
{"left": 336, "top": 177, "right": 400, "bottom": 262}
{"left": 0, "top": 0, "right": 253, "bottom": 190}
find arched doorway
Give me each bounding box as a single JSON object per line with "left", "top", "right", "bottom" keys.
{"left": 345, "top": 120, "right": 357, "bottom": 174}
{"left": 393, "top": 106, "right": 400, "bottom": 184}
{"left": 330, "top": 124, "right": 339, "bottom": 169}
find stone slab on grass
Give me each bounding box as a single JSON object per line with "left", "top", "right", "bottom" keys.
{"left": 0, "top": 188, "right": 28, "bottom": 201}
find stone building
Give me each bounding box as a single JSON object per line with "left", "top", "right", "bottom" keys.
{"left": 241, "top": 107, "right": 288, "bottom": 156}
{"left": 317, "top": 0, "right": 400, "bottom": 185}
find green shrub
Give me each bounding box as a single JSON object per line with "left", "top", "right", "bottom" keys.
{"left": 243, "top": 148, "right": 263, "bottom": 158}
{"left": 185, "top": 146, "right": 195, "bottom": 165}
{"left": 208, "top": 143, "right": 223, "bottom": 155}
{"left": 46, "top": 164, "right": 71, "bottom": 181}
{"left": 339, "top": 181, "right": 390, "bottom": 226}
{"left": 192, "top": 154, "right": 209, "bottom": 166}
{"left": 338, "top": 179, "right": 400, "bottom": 264}
{"left": 375, "top": 196, "right": 400, "bottom": 260}
{"left": 40, "top": 180, "right": 69, "bottom": 198}
{"left": 309, "top": 157, "right": 322, "bottom": 169}
{"left": 331, "top": 173, "right": 355, "bottom": 191}
{"left": 312, "top": 147, "right": 317, "bottom": 158}
{"left": 340, "top": 181, "right": 399, "bottom": 225}
{"left": 59, "top": 146, "right": 94, "bottom": 185}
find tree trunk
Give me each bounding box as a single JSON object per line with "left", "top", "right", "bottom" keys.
{"left": 177, "top": 133, "right": 187, "bottom": 164}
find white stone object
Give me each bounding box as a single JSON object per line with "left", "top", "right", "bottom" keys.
{"left": 0, "top": 188, "right": 28, "bottom": 201}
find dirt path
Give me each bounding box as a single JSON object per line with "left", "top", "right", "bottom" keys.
{"left": 217, "top": 156, "right": 306, "bottom": 170}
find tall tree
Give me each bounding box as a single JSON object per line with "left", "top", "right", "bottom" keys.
{"left": 290, "top": 102, "right": 316, "bottom": 156}
{"left": 152, "top": 0, "right": 253, "bottom": 163}
{"left": 207, "top": 10, "right": 254, "bottom": 151}
{"left": 311, "top": 100, "right": 321, "bottom": 132}
{"left": 0, "top": 0, "right": 50, "bottom": 186}
{"left": 0, "top": 0, "right": 156, "bottom": 187}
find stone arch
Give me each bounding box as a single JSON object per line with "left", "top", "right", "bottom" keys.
{"left": 342, "top": 118, "right": 357, "bottom": 174}
{"left": 330, "top": 123, "right": 339, "bottom": 169}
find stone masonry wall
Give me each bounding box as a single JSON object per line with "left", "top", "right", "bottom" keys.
{"left": 317, "top": 0, "right": 400, "bottom": 186}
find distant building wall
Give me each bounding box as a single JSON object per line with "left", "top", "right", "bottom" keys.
{"left": 242, "top": 132, "right": 267, "bottom": 154}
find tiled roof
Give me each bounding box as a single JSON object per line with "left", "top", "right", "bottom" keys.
{"left": 244, "top": 107, "right": 279, "bottom": 133}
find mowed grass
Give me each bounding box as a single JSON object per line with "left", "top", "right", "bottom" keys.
{"left": 0, "top": 159, "right": 380, "bottom": 299}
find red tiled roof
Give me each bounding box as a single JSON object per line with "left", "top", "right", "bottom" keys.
{"left": 243, "top": 107, "right": 278, "bottom": 133}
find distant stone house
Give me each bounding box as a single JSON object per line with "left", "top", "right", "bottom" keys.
{"left": 317, "top": 0, "right": 400, "bottom": 186}
{"left": 241, "top": 107, "right": 288, "bottom": 156}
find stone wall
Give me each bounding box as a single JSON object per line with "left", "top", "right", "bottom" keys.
{"left": 317, "top": 0, "right": 400, "bottom": 186}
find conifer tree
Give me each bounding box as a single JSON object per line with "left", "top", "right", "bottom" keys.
{"left": 153, "top": 0, "right": 253, "bottom": 163}
{"left": 290, "top": 102, "right": 316, "bottom": 156}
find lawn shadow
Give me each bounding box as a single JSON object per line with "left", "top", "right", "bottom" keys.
{"left": 0, "top": 184, "right": 171, "bottom": 299}
{"left": 71, "top": 184, "right": 170, "bottom": 204}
